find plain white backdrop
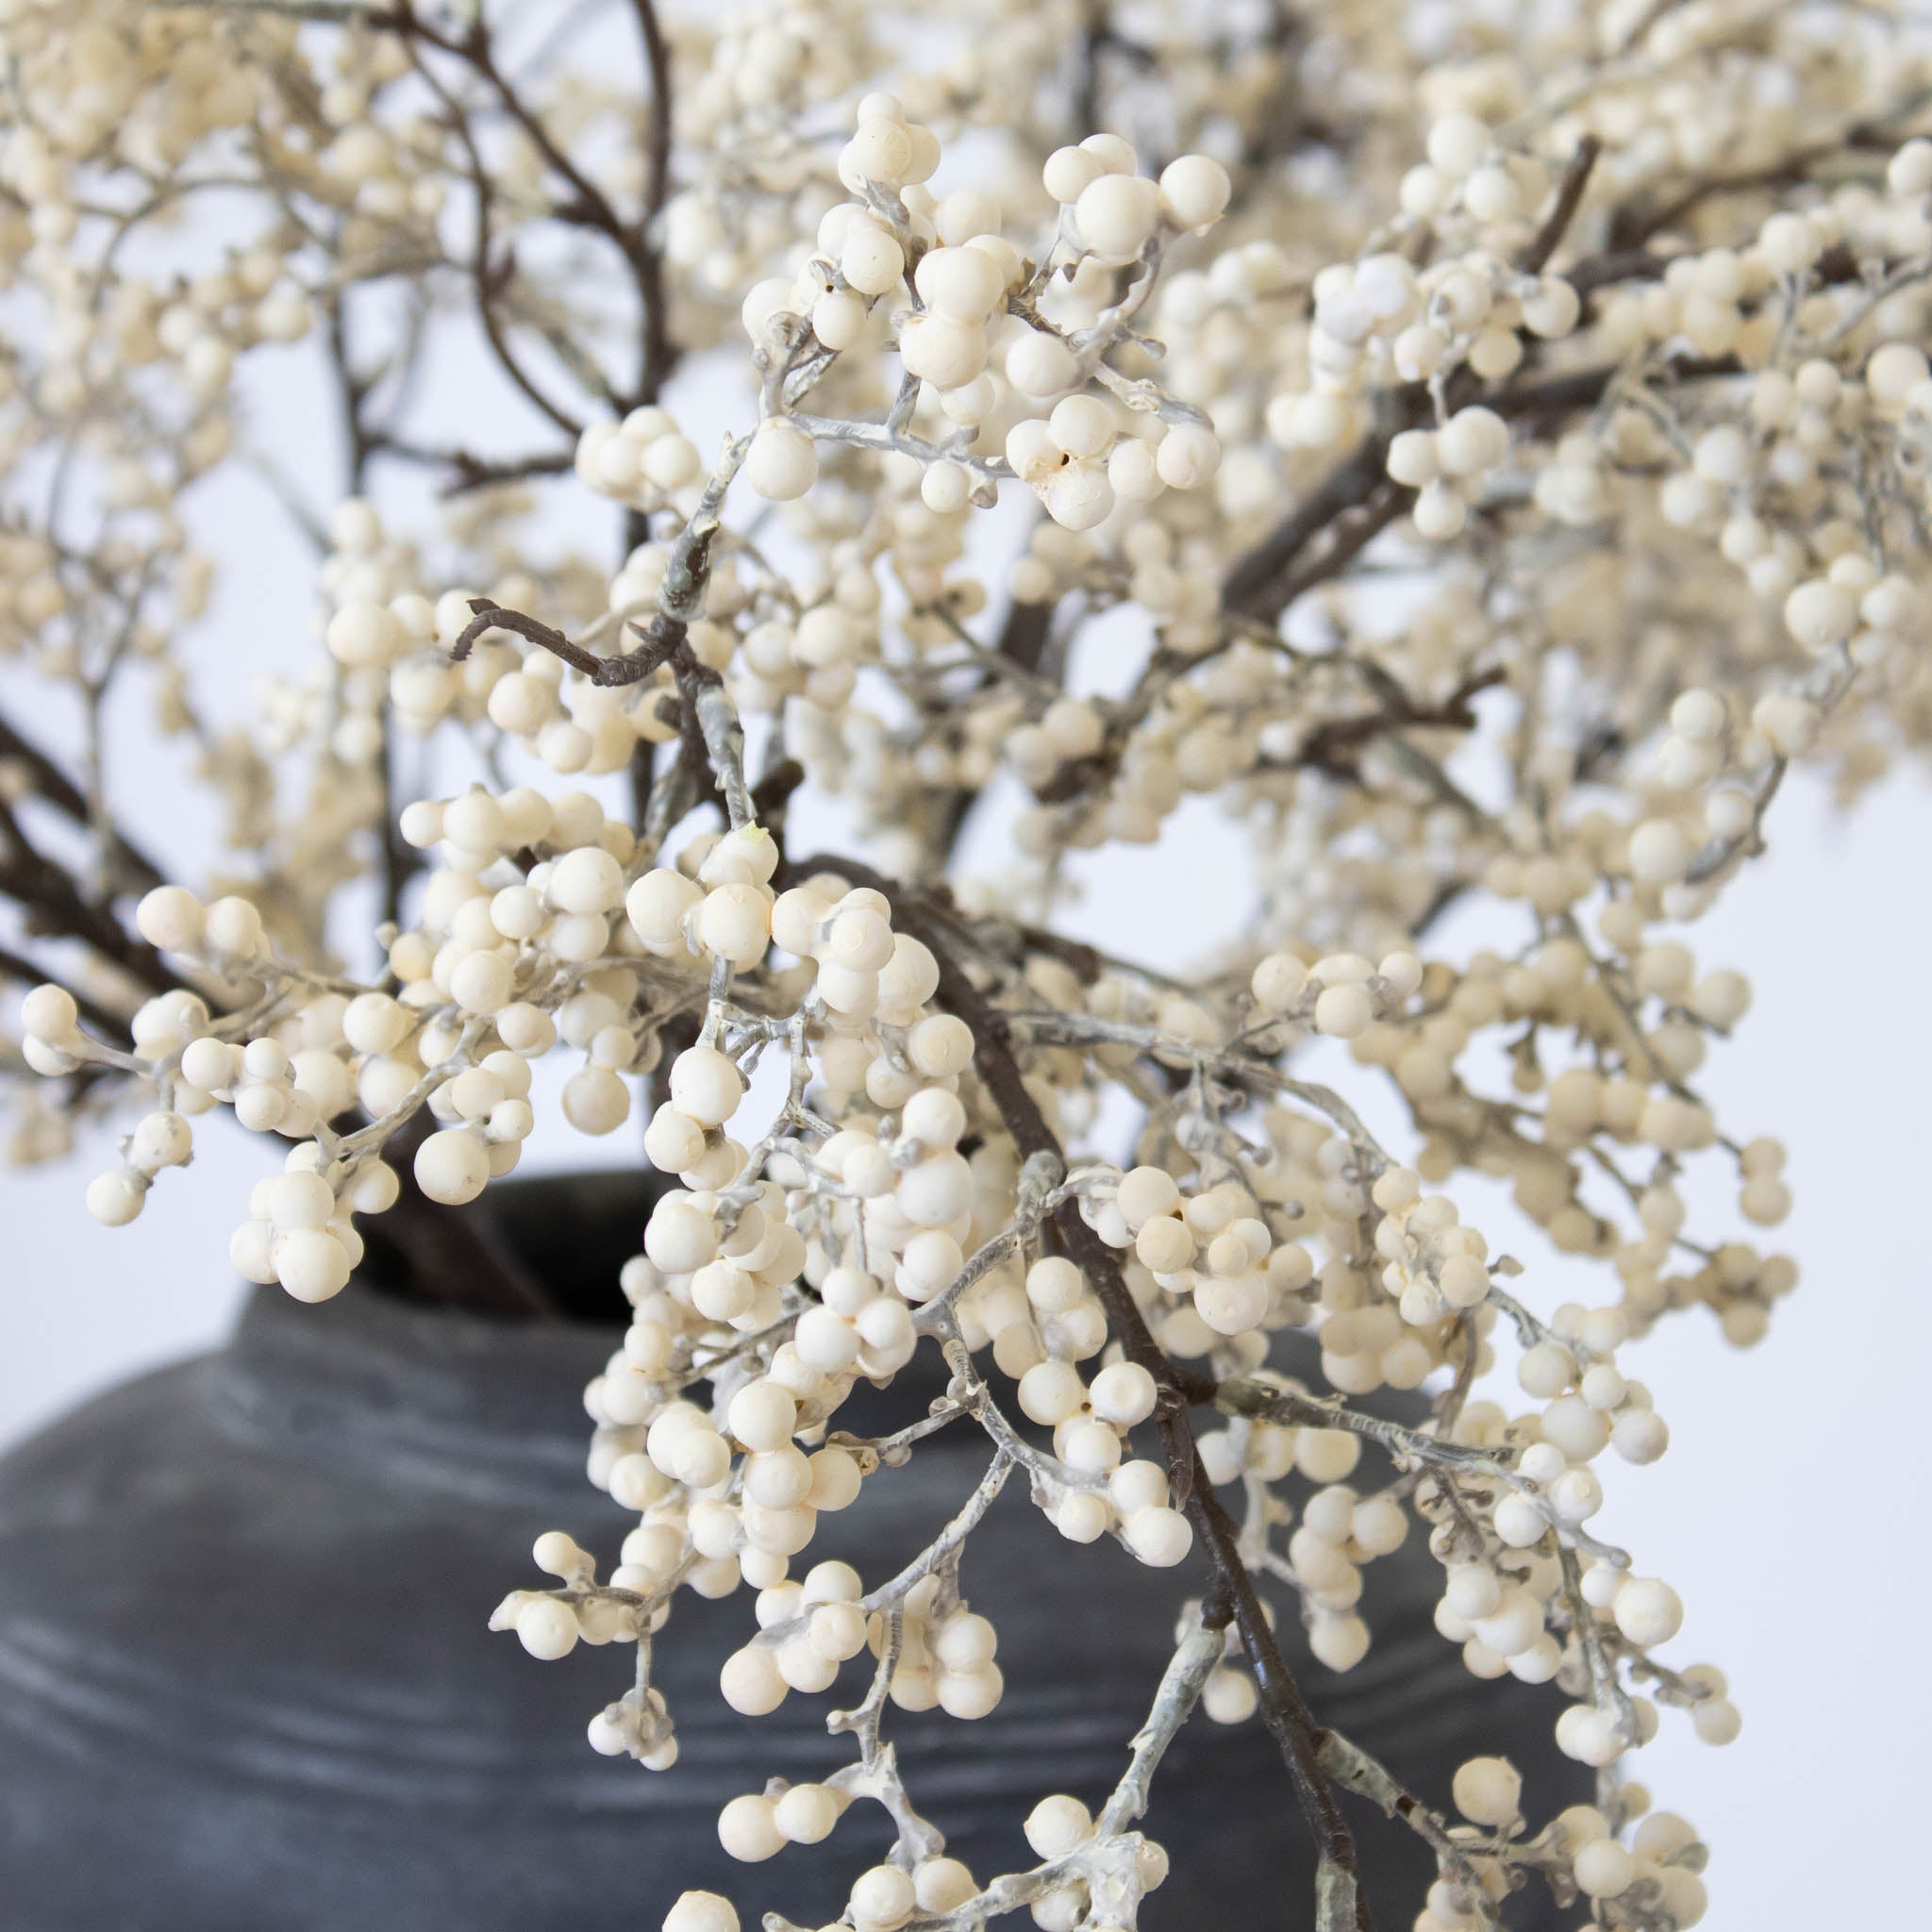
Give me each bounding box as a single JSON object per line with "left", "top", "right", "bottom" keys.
{"left": 3, "top": 140, "right": 1928, "bottom": 1928}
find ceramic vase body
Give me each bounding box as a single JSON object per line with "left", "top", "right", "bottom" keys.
{"left": 0, "top": 1175, "right": 1581, "bottom": 1928}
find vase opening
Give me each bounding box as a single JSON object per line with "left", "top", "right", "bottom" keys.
{"left": 355, "top": 1168, "right": 660, "bottom": 1325}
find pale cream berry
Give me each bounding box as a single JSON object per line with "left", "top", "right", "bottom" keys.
{"left": 1023, "top": 1793, "right": 1092, "bottom": 1858}
{"left": 1124, "top": 1506, "right": 1192, "bottom": 1567}
{"left": 1426, "top": 113, "right": 1491, "bottom": 175}
{"left": 849, "top": 1862, "right": 916, "bottom": 1930}
{"left": 1048, "top": 394, "right": 1113, "bottom": 459}
{"left": 840, "top": 223, "right": 905, "bottom": 296}
{"left": 745, "top": 420, "right": 819, "bottom": 500}
{"left": 1157, "top": 154, "right": 1231, "bottom": 229}
{"left": 774, "top": 1782, "right": 841, "bottom": 1845}
{"left": 1574, "top": 1839, "right": 1637, "bottom": 1897}
{"left": 549, "top": 846, "right": 624, "bottom": 915}
{"left": 124, "top": 1109, "right": 190, "bottom": 1175}
{"left": 326, "top": 599, "right": 404, "bottom": 668}
{"left": 914, "top": 244, "right": 1006, "bottom": 320}
{"left": 1008, "top": 330, "right": 1079, "bottom": 396}
{"left": 669, "top": 1045, "right": 743, "bottom": 1127}
{"left": 1437, "top": 406, "right": 1508, "bottom": 475}
{"left": 1089, "top": 1360, "right": 1158, "bottom": 1426}
{"left": 1386, "top": 429, "right": 1440, "bottom": 487}
{"left": 1452, "top": 1755, "right": 1522, "bottom": 1826}
{"left": 87, "top": 1171, "right": 146, "bottom": 1226}
{"left": 1613, "top": 1577, "right": 1684, "bottom": 1647}
{"left": 1627, "top": 819, "right": 1691, "bottom": 884}
{"left": 718, "top": 1791, "right": 784, "bottom": 1861}
{"left": 921, "top": 460, "right": 971, "bottom": 513}
{"left": 913, "top": 1858, "right": 978, "bottom": 1914}
{"left": 1074, "top": 174, "right": 1160, "bottom": 261}
{"left": 562, "top": 1066, "right": 631, "bottom": 1135}
{"left": 843, "top": 116, "right": 913, "bottom": 187}
{"left": 415, "top": 1128, "right": 491, "bottom": 1205}
{"left": 1115, "top": 1165, "right": 1180, "bottom": 1226}
{"left": 1313, "top": 984, "right": 1374, "bottom": 1039}
{"left": 1155, "top": 424, "right": 1219, "bottom": 490}
{"left": 1412, "top": 479, "right": 1467, "bottom": 539}
{"left": 1042, "top": 144, "right": 1103, "bottom": 205}
{"left": 135, "top": 886, "right": 206, "bottom": 953}
{"left": 663, "top": 1893, "right": 738, "bottom": 1932}
{"left": 1783, "top": 576, "right": 1857, "bottom": 651}
{"left": 812, "top": 288, "right": 866, "bottom": 351}
{"left": 1308, "top": 1612, "right": 1370, "bottom": 1671}
{"left": 516, "top": 1598, "right": 579, "bottom": 1660}
{"left": 450, "top": 950, "right": 515, "bottom": 1016}
{"left": 1044, "top": 463, "right": 1113, "bottom": 531}
{"left": 204, "top": 896, "right": 265, "bottom": 958}
{"left": 22, "top": 984, "right": 82, "bottom": 1046}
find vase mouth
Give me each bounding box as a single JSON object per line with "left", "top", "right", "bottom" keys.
{"left": 207, "top": 1171, "right": 962, "bottom": 1489}
{"left": 358, "top": 1167, "right": 663, "bottom": 1324}
{"left": 208, "top": 1277, "right": 622, "bottom": 1504}
{"left": 203, "top": 1174, "right": 658, "bottom": 1501}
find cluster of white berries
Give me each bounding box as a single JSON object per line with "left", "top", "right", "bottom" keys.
{"left": 1405, "top": 1775, "right": 1711, "bottom": 1931}
{"left": 575, "top": 408, "right": 706, "bottom": 512}
{"left": 1285, "top": 1477, "right": 1410, "bottom": 1672}
{"left": 1276, "top": 242, "right": 1573, "bottom": 453}
{"left": 1251, "top": 944, "right": 1424, "bottom": 1041}
{"left": 1008, "top": 1341, "right": 1191, "bottom": 1562}
{"left": 1386, "top": 405, "right": 1514, "bottom": 541}
{"left": 718, "top": 1569, "right": 1003, "bottom": 1730}
{"left": 1402, "top": 114, "right": 1557, "bottom": 236}
{"left": 713, "top": 1561, "right": 875, "bottom": 1715}
{"left": 20, "top": 4, "right": 1932, "bottom": 1926}
{"left": 1367, "top": 1167, "right": 1491, "bottom": 1333}
{"left": 1045, "top": 138, "right": 1231, "bottom": 258}
{"left": 737, "top": 119, "right": 1235, "bottom": 540}
{"left": 1005, "top": 397, "right": 1221, "bottom": 533}
{"left": 1097, "top": 1165, "right": 1313, "bottom": 1349}
{"left": 490, "top": 1532, "right": 647, "bottom": 1663}
{"left": 994, "top": 140, "right": 1231, "bottom": 531}
{"left": 628, "top": 824, "right": 783, "bottom": 977}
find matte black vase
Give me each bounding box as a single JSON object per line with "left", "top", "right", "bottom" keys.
{"left": 0, "top": 1174, "right": 1582, "bottom": 1929}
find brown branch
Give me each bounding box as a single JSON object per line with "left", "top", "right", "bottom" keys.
{"left": 0, "top": 709, "right": 167, "bottom": 892}
{"left": 360, "top": 434, "right": 576, "bottom": 495}
{"left": 782, "top": 852, "right": 1371, "bottom": 1929}
{"left": 1221, "top": 138, "right": 1810, "bottom": 634}
{"left": 374, "top": 1112, "right": 560, "bottom": 1317}
{"left": 395, "top": 1, "right": 634, "bottom": 250}
{"left": 324, "top": 284, "right": 379, "bottom": 491}
{"left": 321, "top": 286, "right": 418, "bottom": 933}
{"left": 1519, "top": 135, "right": 1601, "bottom": 276}
{"left": 727, "top": 139, "right": 1612, "bottom": 863}
{"left": 389, "top": 0, "right": 678, "bottom": 414}
{"left": 1224, "top": 434, "right": 1409, "bottom": 618}
{"left": 400, "top": 30, "right": 587, "bottom": 439}
{"left": 0, "top": 793, "right": 183, "bottom": 999}
{"left": 1071, "top": 1, "right": 1110, "bottom": 141}
{"left": 1223, "top": 343, "right": 1743, "bottom": 625}
{"left": 1609, "top": 91, "right": 1932, "bottom": 247}
{"left": 451, "top": 598, "right": 733, "bottom": 819}
{"left": 626, "top": 0, "right": 676, "bottom": 404}
{"left": 451, "top": 597, "right": 686, "bottom": 688}
{"left": 1287, "top": 664, "right": 1507, "bottom": 782}
{"left": 0, "top": 942, "right": 132, "bottom": 1043}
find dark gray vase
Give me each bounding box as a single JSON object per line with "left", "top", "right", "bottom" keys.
{"left": 0, "top": 1174, "right": 1581, "bottom": 1929}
